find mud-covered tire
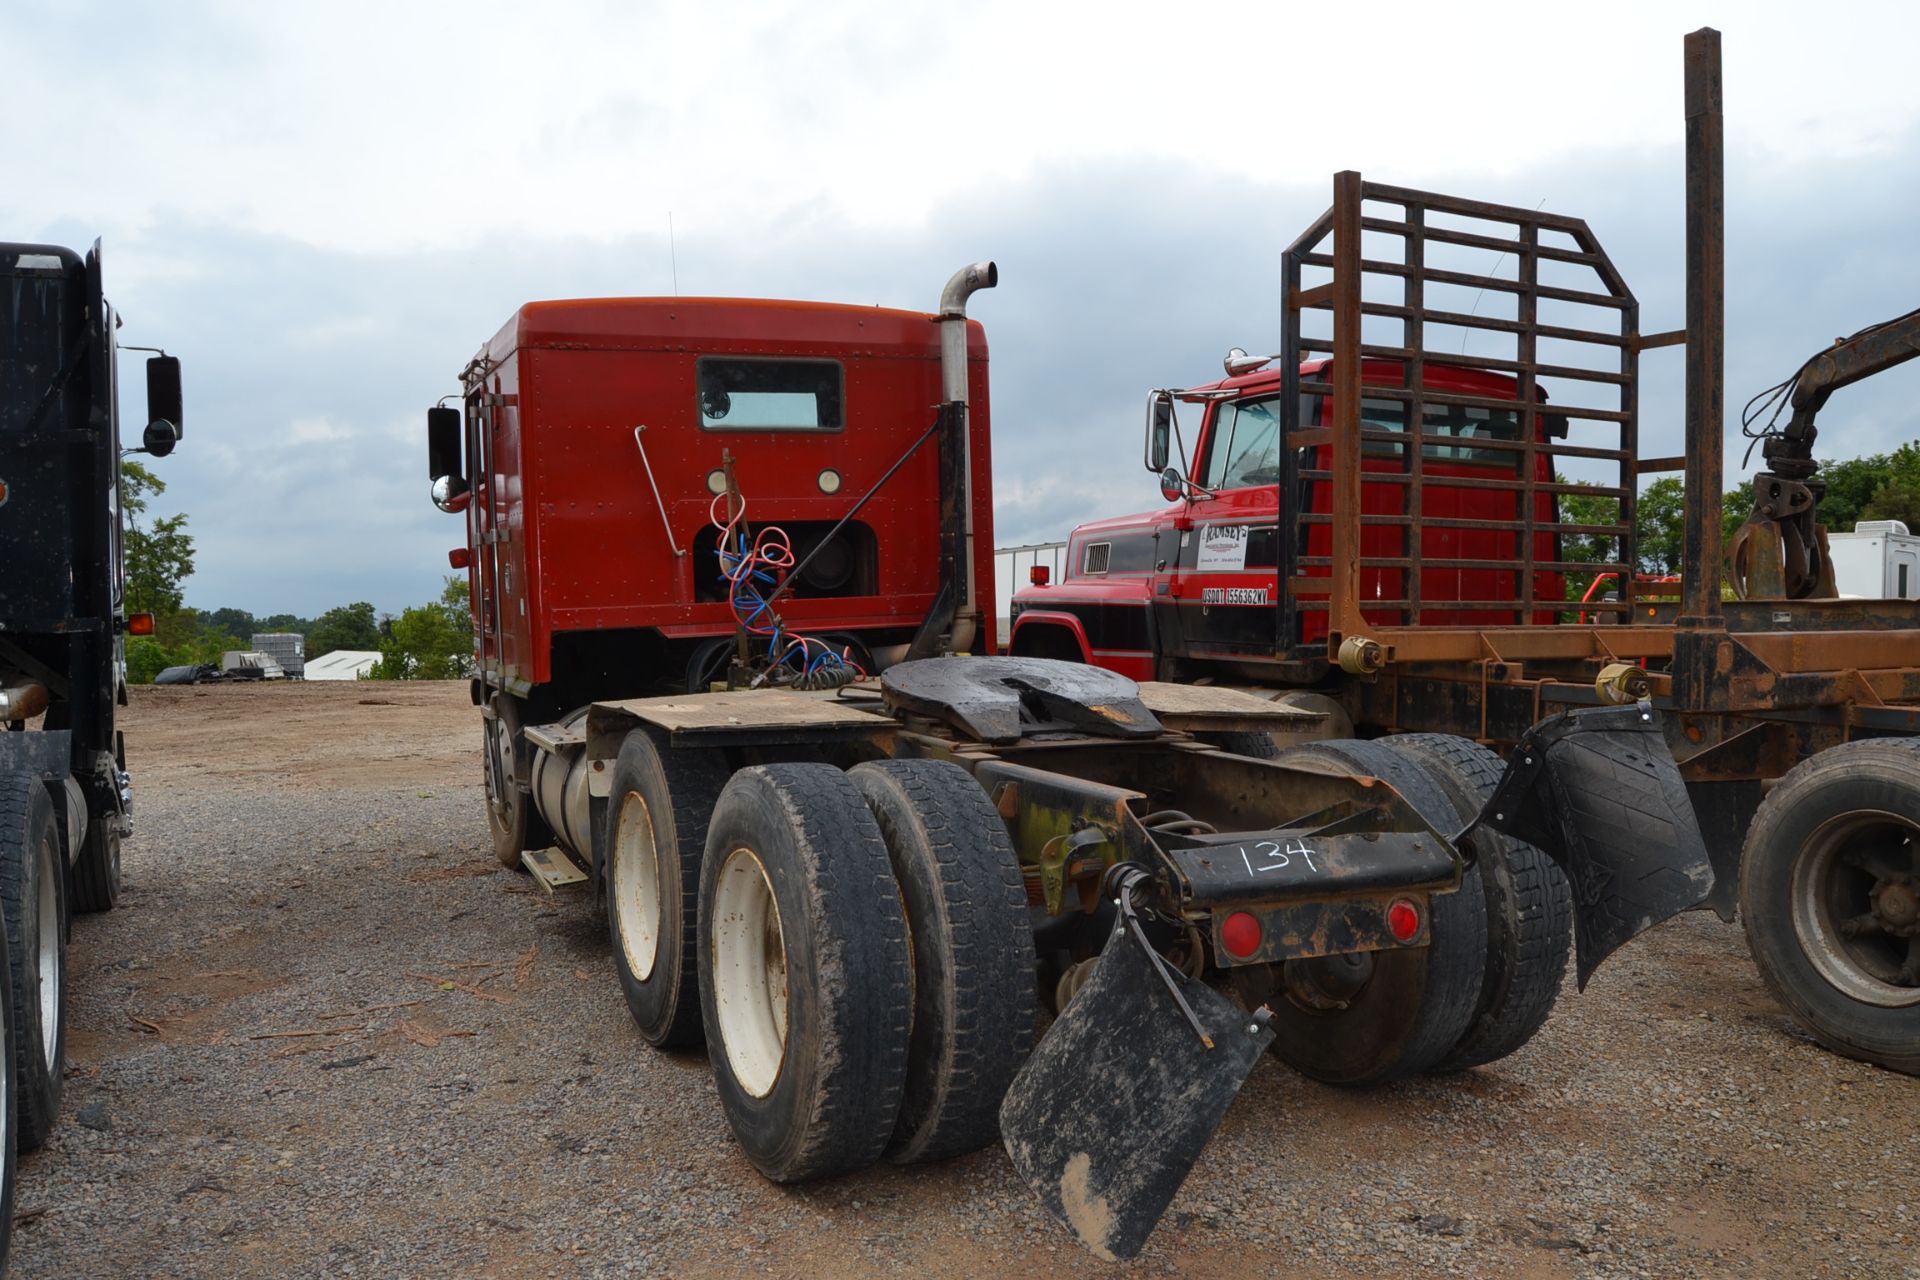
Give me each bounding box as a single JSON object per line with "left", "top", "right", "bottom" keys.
{"left": 1390, "top": 733, "right": 1573, "bottom": 1071}
{"left": 1740, "top": 739, "right": 1920, "bottom": 1075}
{"left": 0, "top": 887, "right": 16, "bottom": 1274}
{"left": 698, "top": 764, "right": 912, "bottom": 1182}
{"left": 849, "top": 760, "right": 1035, "bottom": 1164}
{"left": 484, "top": 698, "right": 551, "bottom": 870}
{"left": 69, "top": 803, "right": 121, "bottom": 914}
{"left": 0, "top": 771, "right": 65, "bottom": 1150}
{"left": 604, "top": 728, "right": 728, "bottom": 1049}
{"left": 1263, "top": 740, "right": 1487, "bottom": 1085}
{"left": 1195, "top": 730, "right": 1281, "bottom": 760}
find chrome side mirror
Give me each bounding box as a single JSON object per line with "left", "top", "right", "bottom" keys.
{"left": 1145, "top": 391, "right": 1174, "bottom": 473}
{"left": 432, "top": 474, "right": 471, "bottom": 514}
{"left": 1160, "top": 466, "right": 1187, "bottom": 503}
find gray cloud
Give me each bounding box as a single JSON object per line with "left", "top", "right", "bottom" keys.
{"left": 19, "top": 121, "right": 1920, "bottom": 617}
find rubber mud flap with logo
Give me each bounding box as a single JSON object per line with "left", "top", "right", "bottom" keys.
{"left": 1466, "top": 702, "right": 1714, "bottom": 988}
{"left": 999, "top": 918, "right": 1274, "bottom": 1261}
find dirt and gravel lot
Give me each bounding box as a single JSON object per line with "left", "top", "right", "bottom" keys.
{"left": 7, "top": 680, "right": 1918, "bottom": 1278}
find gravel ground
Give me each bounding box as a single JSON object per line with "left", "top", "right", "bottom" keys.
{"left": 8, "top": 681, "right": 1919, "bottom": 1278}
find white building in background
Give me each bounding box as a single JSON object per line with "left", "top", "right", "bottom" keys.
{"left": 304, "top": 650, "right": 382, "bottom": 681}
{"left": 1828, "top": 520, "right": 1920, "bottom": 600}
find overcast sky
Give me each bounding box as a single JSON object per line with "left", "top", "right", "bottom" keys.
{"left": 6, "top": 0, "right": 1919, "bottom": 617}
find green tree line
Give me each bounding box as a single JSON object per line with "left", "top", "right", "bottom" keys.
{"left": 1559, "top": 441, "right": 1920, "bottom": 599}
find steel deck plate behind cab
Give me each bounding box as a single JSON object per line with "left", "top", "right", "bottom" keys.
{"left": 589, "top": 688, "right": 896, "bottom": 749}
{"left": 1134, "top": 681, "right": 1327, "bottom": 735}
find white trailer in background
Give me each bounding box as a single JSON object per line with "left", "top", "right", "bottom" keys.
{"left": 303, "top": 649, "right": 380, "bottom": 681}
{"left": 1828, "top": 520, "right": 1920, "bottom": 600}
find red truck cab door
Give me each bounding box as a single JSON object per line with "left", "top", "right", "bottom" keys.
{"left": 1157, "top": 394, "right": 1285, "bottom": 661}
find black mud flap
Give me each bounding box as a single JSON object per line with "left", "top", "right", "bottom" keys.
{"left": 999, "top": 877, "right": 1274, "bottom": 1261}
{"left": 1465, "top": 702, "right": 1714, "bottom": 988}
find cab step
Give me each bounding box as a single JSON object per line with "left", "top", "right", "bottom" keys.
{"left": 521, "top": 846, "right": 590, "bottom": 893}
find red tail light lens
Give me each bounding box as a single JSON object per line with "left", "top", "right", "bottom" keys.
{"left": 127, "top": 612, "right": 156, "bottom": 636}
{"left": 1387, "top": 898, "right": 1421, "bottom": 943}
{"left": 1029, "top": 564, "right": 1051, "bottom": 586}
{"left": 1221, "top": 910, "right": 1263, "bottom": 959}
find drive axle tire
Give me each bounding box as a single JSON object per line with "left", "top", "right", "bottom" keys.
{"left": 604, "top": 728, "right": 728, "bottom": 1049}
{"left": 1391, "top": 734, "right": 1572, "bottom": 1071}
{"left": 0, "top": 895, "right": 17, "bottom": 1275}
{"left": 849, "top": 760, "right": 1036, "bottom": 1164}
{"left": 69, "top": 803, "right": 121, "bottom": 914}
{"left": 698, "top": 764, "right": 912, "bottom": 1182}
{"left": 1263, "top": 740, "right": 1487, "bottom": 1085}
{"left": 1740, "top": 738, "right": 1920, "bottom": 1076}
{"left": 0, "top": 771, "right": 65, "bottom": 1150}
{"left": 1195, "top": 730, "right": 1281, "bottom": 760}
{"left": 485, "top": 698, "right": 551, "bottom": 870}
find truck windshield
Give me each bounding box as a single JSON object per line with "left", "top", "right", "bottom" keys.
{"left": 1200, "top": 396, "right": 1282, "bottom": 489}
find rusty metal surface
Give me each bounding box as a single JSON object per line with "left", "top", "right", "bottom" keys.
{"left": 1283, "top": 172, "right": 1646, "bottom": 656}
{"left": 1158, "top": 826, "right": 1453, "bottom": 910}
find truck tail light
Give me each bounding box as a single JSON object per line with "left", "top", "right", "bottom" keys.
{"left": 1029, "top": 564, "right": 1050, "bottom": 586}
{"left": 1221, "top": 910, "right": 1263, "bottom": 959}
{"left": 127, "top": 612, "right": 155, "bottom": 636}
{"left": 449, "top": 547, "right": 473, "bottom": 569}
{"left": 1387, "top": 898, "right": 1421, "bottom": 943}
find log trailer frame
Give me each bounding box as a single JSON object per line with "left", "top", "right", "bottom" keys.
{"left": 1011, "top": 30, "right": 1920, "bottom": 1076}
{"left": 432, "top": 266, "right": 1715, "bottom": 1255}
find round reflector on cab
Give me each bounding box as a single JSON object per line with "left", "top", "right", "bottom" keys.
{"left": 1221, "top": 910, "right": 1263, "bottom": 959}
{"left": 818, "top": 468, "right": 843, "bottom": 494}
{"left": 1387, "top": 898, "right": 1421, "bottom": 943}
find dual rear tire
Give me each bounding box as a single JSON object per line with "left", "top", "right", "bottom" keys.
{"left": 602, "top": 735, "right": 1035, "bottom": 1181}
{"left": 1263, "top": 736, "right": 1571, "bottom": 1084}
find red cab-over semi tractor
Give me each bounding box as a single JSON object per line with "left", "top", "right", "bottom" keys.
{"left": 441, "top": 294, "right": 995, "bottom": 699}
{"left": 428, "top": 287, "right": 997, "bottom": 864}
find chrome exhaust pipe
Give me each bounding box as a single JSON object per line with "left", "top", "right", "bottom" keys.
{"left": 938, "top": 261, "right": 997, "bottom": 653}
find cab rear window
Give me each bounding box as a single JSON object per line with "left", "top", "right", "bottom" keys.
{"left": 697, "top": 358, "right": 844, "bottom": 432}
{"left": 1360, "top": 397, "right": 1524, "bottom": 467}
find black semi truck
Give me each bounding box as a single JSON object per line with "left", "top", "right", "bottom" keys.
{"left": 0, "top": 241, "right": 183, "bottom": 1261}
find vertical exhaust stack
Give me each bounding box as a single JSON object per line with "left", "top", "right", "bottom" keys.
{"left": 939, "top": 261, "right": 997, "bottom": 653}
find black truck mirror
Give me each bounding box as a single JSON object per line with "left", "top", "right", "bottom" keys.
{"left": 428, "top": 405, "right": 463, "bottom": 482}
{"left": 144, "top": 355, "right": 182, "bottom": 457}
{"left": 1145, "top": 391, "right": 1174, "bottom": 473}
{"left": 428, "top": 406, "right": 470, "bottom": 513}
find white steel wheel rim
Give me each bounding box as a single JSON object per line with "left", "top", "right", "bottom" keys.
{"left": 486, "top": 718, "right": 515, "bottom": 818}
{"left": 36, "top": 830, "right": 58, "bottom": 1071}
{"left": 711, "top": 846, "right": 789, "bottom": 1099}
{"left": 611, "top": 790, "right": 663, "bottom": 982}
